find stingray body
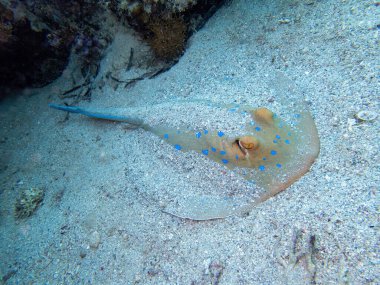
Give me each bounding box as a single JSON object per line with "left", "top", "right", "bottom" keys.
{"left": 49, "top": 72, "right": 319, "bottom": 220}
{"left": 49, "top": 100, "right": 319, "bottom": 220}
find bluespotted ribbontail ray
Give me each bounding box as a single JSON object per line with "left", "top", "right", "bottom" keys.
{"left": 49, "top": 72, "right": 320, "bottom": 220}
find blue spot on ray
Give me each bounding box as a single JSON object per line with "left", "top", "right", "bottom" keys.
{"left": 276, "top": 164, "right": 282, "bottom": 168}
{"left": 195, "top": 132, "right": 201, "bottom": 139}
{"left": 270, "top": 150, "right": 277, "bottom": 156}
{"left": 273, "top": 140, "right": 278, "bottom": 143}
{"left": 211, "top": 147, "right": 217, "bottom": 152}
{"left": 220, "top": 150, "right": 227, "bottom": 155}
{"left": 276, "top": 134, "right": 281, "bottom": 139}
{"left": 255, "top": 127, "right": 261, "bottom": 131}
{"left": 202, "top": 149, "right": 209, "bottom": 155}
{"left": 222, "top": 159, "right": 229, "bottom": 164}
{"left": 164, "top": 134, "right": 169, "bottom": 139}
{"left": 204, "top": 130, "right": 209, "bottom": 135}
{"left": 174, "top": 144, "right": 182, "bottom": 150}
{"left": 235, "top": 155, "right": 239, "bottom": 160}
{"left": 218, "top": 131, "right": 225, "bottom": 137}
{"left": 259, "top": 165, "right": 265, "bottom": 171}
{"left": 285, "top": 139, "right": 290, "bottom": 144}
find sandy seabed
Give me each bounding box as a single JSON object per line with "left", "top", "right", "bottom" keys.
{"left": 0, "top": 0, "right": 379, "bottom": 284}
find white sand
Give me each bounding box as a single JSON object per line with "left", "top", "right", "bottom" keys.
{"left": 0, "top": 0, "right": 378, "bottom": 284}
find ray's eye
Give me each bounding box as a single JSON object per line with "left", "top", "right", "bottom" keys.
{"left": 235, "top": 136, "right": 259, "bottom": 157}
{"left": 240, "top": 140, "right": 255, "bottom": 149}
{"left": 238, "top": 136, "right": 259, "bottom": 150}
{"left": 235, "top": 139, "right": 248, "bottom": 156}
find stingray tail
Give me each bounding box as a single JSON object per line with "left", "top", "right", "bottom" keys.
{"left": 49, "top": 103, "right": 144, "bottom": 126}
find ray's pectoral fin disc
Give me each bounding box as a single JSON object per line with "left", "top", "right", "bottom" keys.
{"left": 49, "top": 93, "right": 320, "bottom": 221}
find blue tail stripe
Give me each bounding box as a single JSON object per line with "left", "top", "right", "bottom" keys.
{"left": 48, "top": 103, "right": 143, "bottom": 125}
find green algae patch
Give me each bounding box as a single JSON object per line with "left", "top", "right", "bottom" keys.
{"left": 15, "top": 187, "right": 45, "bottom": 219}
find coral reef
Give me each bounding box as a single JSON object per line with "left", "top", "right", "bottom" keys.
{"left": 147, "top": 15, "right": 187, "bottom": 60}
{"left": 0, "top": 0, "right": 111, "bottom": 94}
{"left": 14, "top": 187, "right": 45, "bottom": 219}
{"left": 112, "top": 0, "right": 198, "bottom": 16}
{"left": 0, "top": 3, "right": 13, "bottom": 44}
{"left": 110, "top": 0, "right": 226, "bottom": 61}
{"left": 0, "top": 0, "right": 226, "bottom": 95}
